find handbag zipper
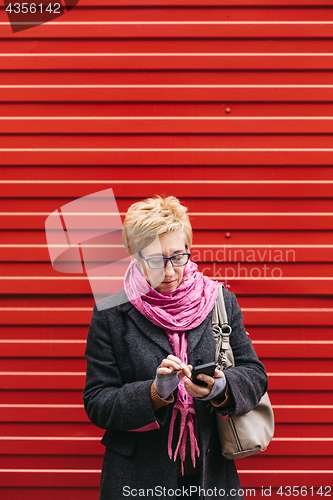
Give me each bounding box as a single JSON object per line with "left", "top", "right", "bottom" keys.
{"left": 229, "top": 418, "right": 243, "bottom": 452}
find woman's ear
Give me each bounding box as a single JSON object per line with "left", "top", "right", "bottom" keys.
{"left": 131, "top": 252, "right": 140, "bottom": 265}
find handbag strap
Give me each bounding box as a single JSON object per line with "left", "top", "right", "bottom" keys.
{"left": 212, "top": 285, "right": 233, "bottom": 369}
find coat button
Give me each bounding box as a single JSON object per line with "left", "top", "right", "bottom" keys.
{"left": 206, "top": 448, "right": 210, "bottom": 455}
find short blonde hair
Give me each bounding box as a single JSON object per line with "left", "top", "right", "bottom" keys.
{"left": 123, "top": 196, "right": 193, "bottom": 255}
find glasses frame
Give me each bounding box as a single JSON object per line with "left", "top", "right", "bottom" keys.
{"left": 139, "top": 248, "right": 191, "bottom": 269}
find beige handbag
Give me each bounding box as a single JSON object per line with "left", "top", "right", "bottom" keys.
{"left": 211, "top": 285, "right": 274, "bottom": 459}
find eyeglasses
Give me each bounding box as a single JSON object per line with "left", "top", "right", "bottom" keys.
{"left": 139, "top": 249, "right": 191, "bottom": 269}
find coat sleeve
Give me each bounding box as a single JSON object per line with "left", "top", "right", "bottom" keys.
{"left": 83, "top": 305, "right": 162, "bottom": 431}
{"left": 218, "top": 290, "right": 268, "bottom": 417}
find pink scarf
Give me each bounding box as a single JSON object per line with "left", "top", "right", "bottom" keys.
{"left": 166, "top": 329, "right": 200, "bottom": 474}
{"left": 124, "top": 260, "right": 219, "bottom": 331}
{"left": 124, "top": 259, "right": 219, "bottom": 473}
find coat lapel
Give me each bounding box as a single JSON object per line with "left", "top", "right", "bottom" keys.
{"left": 126, "top": 304, "right": 172, "bottom": 355}
{"left": 118, "top": 297, "right": 215, "bottom": 359}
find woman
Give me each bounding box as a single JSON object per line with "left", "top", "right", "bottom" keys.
{"left": 83, "top": 196, "right": 268, "bottom": 500}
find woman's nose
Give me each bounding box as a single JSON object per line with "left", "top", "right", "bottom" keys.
{"left": 164, "top": 260, "right": 175, "bottom": 277}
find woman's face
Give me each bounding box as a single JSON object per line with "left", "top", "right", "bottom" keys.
{"left": 138, "top": 230, "right": 188, "bottom": 293}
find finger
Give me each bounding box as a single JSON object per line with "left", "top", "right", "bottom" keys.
{"left": 196, "top": 373, "right": 215, "bottom": 388}
{"left": 166, "top": 354, "right": 183, "bottom": 364}
{"left": 179, "top": 364, "right": 192, "bottom": 380}
{"left": 184, "top": 379, "right": 210, "bottom": 398}
{"left": 214, "top": 368, "right": 225, "bottom": 378}
{"left": 157, "top": 367, "right": 173, "bottom": 375}
{"left": 160, "top": 359, "right": 182, "bottom": 371}
{"left": 178, "top": 364, "right": 192, "bottom": 379}
{"left": 181, "top": 364, "right": 192, "bottom": 378}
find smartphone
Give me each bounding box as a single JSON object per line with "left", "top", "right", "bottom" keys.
{"left": 191, "top": 362, "right": 216, "bottom": 387}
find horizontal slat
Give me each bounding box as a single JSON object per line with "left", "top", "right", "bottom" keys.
{"left": 0, "top": 326, "right": 88, "bottom": 340}
{"left": 0, "top": 325, "right": 329, "bottom": 342}
{"left": 1, "top": 23, "right": 333, "bottom": 39}
{"left": 3, "top": 137, "right": 333, "bottom": 149}
{"left": 0, "top": 180, "right": 332, "bottom": 198}
{"left": 2, "top": 0, "right": 333, "bottom": 6}
{"left": 3, "top": 6, "right": 333, "bottom": 19}
{"left": 0, "top": 488, "right": 99, "bottom": 500}
{"left": 1, "top": 308, "right": 333, "bottom": 325}
{"left": 48, "top": 0, "right": 333, "bottom": 5}
{"left": 0, "top": 359, "right": 330, "bottom": 374}
{"left": 3, "top": 70, "right": 333, "bottom": 87}
{"left": 3, "top": 69, "right": 333, "bottom": 85}
{"left": 2, "top": 340, "right": 332, "bottom": 359}
{"left": 2, "top": 135, "right": 333, "bottom": 149}
{"left": 273, "top": 406, "right": 333, "bottom": 422}
{"left": 0, "top": 54, "right": 333, "bottom": 70}
{"left": 265, "top": 438, "right": 333, "bottom": 456}
{"left": 242, "top": 472, "right": 333, "bottom": 489}
{"left": 220, "top": 279, "right": 333, "bottom": 295}
{"left": 3, "top": 149, "right": 333, "bottom": 165}
{"left": 1, "top": 245, "right": 333, "bottom": 262}
{"left": 192, "top": 246, "right": 333, "bottom": 263}
{"left": 238, "top": 471, "right": 333, "bottom": 489}
{"left": 1, "top": 40, "right": 333, "bottom": 56}
{"left": 0, "top": 391, "right": 85, "bottom": 405}
{"left": 2, "top": 166, "right": 333, "bottom": 181}
{"left": 2, "top": 263, "right": 333, "bottom": 278}
{"left": 249, "top": 327, "right": 333, "bottom": 343}
{"left": 0, "top": 404, "right": 88, "bottom": 421}
{"left": 3, "top": 199, "right": 333, "bottom": 214}
{"left": 1, "top": 229, "right": 333, "bottom": 245}
{"left": 0, "top": 374, "right": 86, "bottom": 390}
{"left": 0, "top": 341, "right": 86, "bottom": 358}
{"left": 0, "top": 422, "right": 102, "bottom": 437}
{"left": 0, "top": 422, "right": 319, "bottom": 437}
{"left": 253, "top": 341, "right": 333, "bottom": 359}
{"left": 0, "top": 469, "right": 331, "bottom": 488}
{"left": 243, "top": 309, "right": 333, "bottom": 326}
{"left": 0, "top": 455, "right": 103, "bottom": 469}
{"left": 0, "top": 308, "right": 92, "bottom": 325}
{"left": 0, "top": 358, "right": 330, "bottom": 373}
{"left": 1, "top": 436, "right": 332, "bottom": 456}
{"left": 1, "top": 87, "right": 333, "bottom": 103}
{"left": 0, "top": 437, "right": 103, "bottom": 455}
{"left": 0, "top": 403, "right": 332, "bottom": 422}
{"left": 4, "top": 116, "right": 333, "bottom": 133}
{"left": 3, "top": 102, "right": 333, "bottom": 119}
{"left": 2, "top": 213, "right": 333, "bottom": 230}
{"left": 241, "top": 453, "right": 333, "bottom": 467}
{"left": 0, "top": 359, "right": 85, "bottom": 371}
{"left": 8, "top": 135, "right": 333, "bottom": 147}
{"left": 1, "top": 277, "right": 333, "bottom": 296}
{"left": 1, "top": 374, "right": 332, "bottom": 390}
{"left": 0, "top": 295, "right": 330, "bottom": 308}
{"left": 4, "top": 164, "right": 333, "bottom": 179}
{"left": 269, "top": 392, "right": 333, "bottom": 406}
{"left": 0, "top": 390, "right": 333, "bottom": 406}
{"left": 0, "top": 470, "right": 100, "bottom": 488}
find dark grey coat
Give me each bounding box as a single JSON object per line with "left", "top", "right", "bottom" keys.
{"left": 83, "top": 288, "right": 268, "bottom": 500}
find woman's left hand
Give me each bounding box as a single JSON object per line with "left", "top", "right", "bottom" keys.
{"left": 184, "top": 367, "right": 225, "bottom": 399}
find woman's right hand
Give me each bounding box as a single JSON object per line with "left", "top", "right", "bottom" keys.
{"left": 155, "top": 355, "right": 192, "bottom": 400}
{"left": 157, "top": 354, "right": 192, "bottom": 380}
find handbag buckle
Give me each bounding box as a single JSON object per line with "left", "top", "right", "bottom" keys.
{"left": 219, "top": 353, "right": 228, "bottom": 369}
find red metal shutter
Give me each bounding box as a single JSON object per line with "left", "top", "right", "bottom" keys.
{"left": 1, "top": 0, "right": 333, "bottom": 498}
